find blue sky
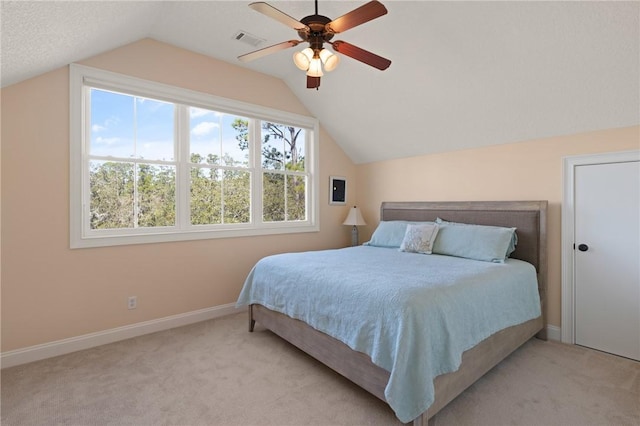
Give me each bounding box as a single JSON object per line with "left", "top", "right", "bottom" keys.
{"left": 90, "top": 88, "right": 248, "bottom": 165}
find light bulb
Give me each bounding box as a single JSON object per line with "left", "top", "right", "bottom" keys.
{"left": 293, "top": 48, "right": 314, "bottom": 71}
{"left": 306, "top": 57, "right": 324, "bottom": 77}
{"left": 319, "top": 49, "right": 339, "bottom": 72}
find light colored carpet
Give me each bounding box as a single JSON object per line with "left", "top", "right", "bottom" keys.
{"left": 1, "top": 312, "right": 638, "bottom": 426}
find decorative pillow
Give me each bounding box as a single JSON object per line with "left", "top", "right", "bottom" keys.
{"left": 364, "top": 221, "right": 435, "bottom": 248}
{"left": 400, "top": 223, "right": 440, "bottom": 254}
{"left": 433, "top": 218, "right": 517, "bottom": 263}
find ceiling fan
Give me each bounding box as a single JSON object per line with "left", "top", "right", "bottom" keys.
{"left": 238, "top": 0, "right": 391, "bottom": 89}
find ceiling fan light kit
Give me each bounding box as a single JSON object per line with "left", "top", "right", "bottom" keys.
{"left": 293, "top": 47, "right": 339, "bottom": 76}
{"left": 238, "top": 0, "right": 391, "bottom": 89}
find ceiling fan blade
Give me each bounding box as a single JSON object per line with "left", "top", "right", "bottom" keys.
{"left": 326, "top": 1, "right": 388, "bottom": 34}
{"left": 307, "top": 76, "right": 321, "bottom": 89}
{"left": 249, "top": 2, "right": 308, "bottom": 31}
{"left": 331, "top": 41, "right": 391, "bottom": 70}
{"left": 238, "top": 40, "right": 300, "bottom": 63}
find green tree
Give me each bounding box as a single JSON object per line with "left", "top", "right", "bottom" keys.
{"left": 232, "top": 120, "right": 306, "bottom": 221}
{"left": 90, "top": 161, "right": 135, "bottom": 229}
{"left": 89, "top": 120, "right": 300, "bottom": 230}
{"left": 137, "top": 164, "right": 175, "bottom": 227}
{"left": 232, "top": 120, "right": 304, "bottom": 170}
{"left": 223, "top": 167, "right": 250, "bottom": 223}
{"left": 90, "top": 161, "right": 176, "bottom": 229}
{"left": 190, "top": 153, "right": 222, "bottom": 225}
{"left": 189, "top": 152, "right": 249, "bottom": 225}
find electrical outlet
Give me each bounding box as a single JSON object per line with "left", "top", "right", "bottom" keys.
{"left": 128, "top": 296, "right": 137, "bottom": 310}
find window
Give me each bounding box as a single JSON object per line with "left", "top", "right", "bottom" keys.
{"left": 70, "top": 64, "right": 319, "bottom": 248}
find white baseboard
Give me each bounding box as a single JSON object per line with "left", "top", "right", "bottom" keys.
{"left": 546, "top": 324, "right": 561, "bottom": 341}
{"left": 1, "top": 303, "right": 242, "bottom": 369}
{"left": 1, "top": 308, "right": 564, "bottom": 370}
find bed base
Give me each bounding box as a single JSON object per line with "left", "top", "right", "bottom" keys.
{"left": 250, "top": 304, "right": 543, "bottom": 425}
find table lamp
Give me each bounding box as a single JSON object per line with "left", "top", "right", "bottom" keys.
{"left": 343, "top": 206, "right": 367, "bottom": 246}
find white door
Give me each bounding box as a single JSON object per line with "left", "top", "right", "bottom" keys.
{"left": 574, "top": 160, "right": 640, "bottom": 360}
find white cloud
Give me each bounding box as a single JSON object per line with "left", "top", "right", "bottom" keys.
{"left": 190, "top": 108, "right": 223, "bottom": 119}
{"left": 93, "top": 116, "right": 120, "bottom": 132}
{"left": 191, "top": 121, "right": 219, "bottom": 137}
{"left": 190, "top": 107, "right": 211, "bottom": 118}
{"left": 96, "top": 136, "right": 120, "bottom": 145}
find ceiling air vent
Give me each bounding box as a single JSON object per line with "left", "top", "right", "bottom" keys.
{"left": 233, "top": 30, "right": 265, "bottom": 47}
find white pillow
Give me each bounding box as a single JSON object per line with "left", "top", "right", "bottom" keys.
{"left": 400, "top": 223, "right": 440, "bottom": 254}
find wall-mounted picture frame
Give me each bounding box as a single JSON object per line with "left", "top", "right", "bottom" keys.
{"left": 329, "top": 176, "right": 347, "bottom": 205}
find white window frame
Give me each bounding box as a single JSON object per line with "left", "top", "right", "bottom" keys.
{"left": 70, "top": 64, "right": 319, "bottom": 249}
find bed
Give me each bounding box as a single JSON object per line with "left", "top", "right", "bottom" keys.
{"left": 237, "top": 201, "right": 547, "bottom": 425}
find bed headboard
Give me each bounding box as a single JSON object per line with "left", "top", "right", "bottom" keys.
{"left": 380, "top": 201, "right": 548, "bottom": 334}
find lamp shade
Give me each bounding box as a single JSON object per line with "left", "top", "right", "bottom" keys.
{"left": 343, "top": 206, "right": 367, "bottom": 226}
{"left": 293, "top": 48, "right": 313, "bottom": 70}
{"left": 306, "top": 57, "right": 324, "bottom": 77}
{"left": 319, "top": 48, "right": 339, "bottom": 72}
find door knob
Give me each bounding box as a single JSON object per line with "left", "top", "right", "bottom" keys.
{"left": 578, "top": 244, "right": 589, "bottom": 252}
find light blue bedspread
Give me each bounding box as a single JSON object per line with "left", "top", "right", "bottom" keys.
{"left": 236, "top": 246, "right": 541, "bottom": 423}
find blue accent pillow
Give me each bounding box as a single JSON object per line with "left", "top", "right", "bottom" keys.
{"left": 364, "top": 221, "right": 435, "bottom": 248}
{"left": 433, "top": 218, "right": 517, "bottom": 263}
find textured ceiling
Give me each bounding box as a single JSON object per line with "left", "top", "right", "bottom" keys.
{"left": 2, "top": 1, "right": 639, "bottom": 164}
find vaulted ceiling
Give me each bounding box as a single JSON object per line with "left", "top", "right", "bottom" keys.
{"left": 2, "top": 1, "right": 638, "bottom": 164}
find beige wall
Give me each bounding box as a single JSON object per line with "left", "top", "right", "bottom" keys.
{"left": 1, "top": 39, "right": 358, "bottom": 351}
{"left": 356, "top": 125, "right": 640, "bottom": 328}
{"left": 2, "top": 37, "right": 638, "bottom": 354}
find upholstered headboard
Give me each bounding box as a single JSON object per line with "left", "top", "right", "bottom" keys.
{"left": 380, "top": 201, "right": 548, "bottom": 333}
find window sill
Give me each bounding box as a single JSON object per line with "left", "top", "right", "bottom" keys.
{"left": 71, "top": 223, "right": 320, "bottom": 249}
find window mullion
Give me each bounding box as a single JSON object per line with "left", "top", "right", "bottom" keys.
{"left": 284, "top": 171, "right": 289, "bottom": 222}
{"left": 81, "top": 86, "right": 92, "bottom": 238}
{"left": 251, "top": 119, "right": 262, "bottom": 226}
{"left": 305, "top": 130, "right": 311, "bottom": 222}
{"left": 132, "top": 99, "right": 140, "bottom": 229}
{"left": 177, "top": 105, "right": 191, "bottom": 230}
